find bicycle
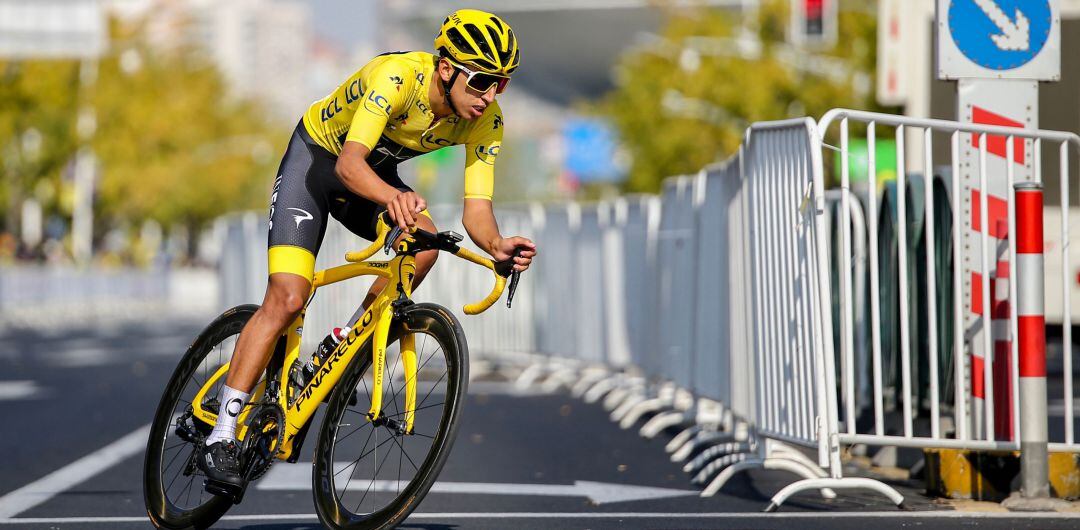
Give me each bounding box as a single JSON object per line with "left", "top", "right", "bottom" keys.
{"left": 143, "top": 213, "right": 522, "bottom": 529}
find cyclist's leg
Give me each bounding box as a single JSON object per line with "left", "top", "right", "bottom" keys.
{"left": 223, "top": 123, "right": 333, "bottom": 395}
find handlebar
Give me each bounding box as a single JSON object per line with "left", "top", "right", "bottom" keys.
{"left": 344, "top": 212, "right": 521, "bottom": 315}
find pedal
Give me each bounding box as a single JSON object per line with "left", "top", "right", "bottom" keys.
{"left": 204, "top": 478, "right": 246, "bottom": 505}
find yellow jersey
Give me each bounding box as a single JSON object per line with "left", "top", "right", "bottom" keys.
{"left": 302, "top": 51, "right": 503, "bottom": 200}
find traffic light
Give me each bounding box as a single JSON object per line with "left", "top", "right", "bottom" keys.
{"left": 790, "top": 0, "right": 836, "bottom": 47}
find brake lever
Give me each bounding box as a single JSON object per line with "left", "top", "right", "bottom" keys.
{"left": 506, "top": 268, "right": 521, "bottom": 308}
{"left": 384, "top": 226, "right": 403, "bottom": 255}
{"left": 501, "top": 249, "right": 524, "bottom": 309}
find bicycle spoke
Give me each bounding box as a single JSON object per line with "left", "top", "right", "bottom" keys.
{"left": 389, "top": 342, "right": 443, "bottom": 406}
{"left": 396, "top": 435, "right": 404, "bottom": 496}
{"left": 335, "top": 425, "right": 377, "bottom": 479}
{"left": 355, "top": 431, "right": 397, "bottom": 514}
{"left": 388, "top": 334, "right": 433, "bottom": 403}
{"left": 180, "top": 472, "right": 195, "bottom": 508}
{"left": 413, "top": 371, "right": 447, "bottom": 413}
{"left": 336, "top": 418, "right": 372, "bottom": 445}
{"left": 163, "top": 453, "right": 187, "bottom": 493}
{"left": 340, "top": 433, "right": 396, "bottom": 502}
{"left": 384, "top": 400, "right": 444, "bottom": 419}
{"left": 388, "top": 430, "right": 420, "bottom": 472}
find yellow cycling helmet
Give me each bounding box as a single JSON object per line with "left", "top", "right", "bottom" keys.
{"left": 434, "top": 9, "right": 520, "bottom": 76}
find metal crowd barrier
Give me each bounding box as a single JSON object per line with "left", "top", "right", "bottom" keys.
{"left": 820, "top": 109, "right": 1080, "bottom": 456}
{"left": 0, "top": 265, "right": 170, "bottom": 326}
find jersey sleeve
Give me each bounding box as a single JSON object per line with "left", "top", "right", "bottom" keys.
{"left": 344, "top": 62, "right": 412, "bottom": 150}
{"left": 463, "top": 107, "right": 504, "bottom": 201}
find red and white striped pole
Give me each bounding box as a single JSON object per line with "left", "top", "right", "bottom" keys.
{"left": 1014, "top": 181, "right": 1048, "bottom": 498}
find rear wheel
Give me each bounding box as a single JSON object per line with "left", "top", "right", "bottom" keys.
{"left": 143, "top": 305, "right": 267, "bottom": 529}
{"left": 313, "top": 303, "right": 469, "bottom": 530}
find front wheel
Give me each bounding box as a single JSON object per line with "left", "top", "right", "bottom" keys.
{"left": 313, "top": 303, "right": 469, "bottom": 530}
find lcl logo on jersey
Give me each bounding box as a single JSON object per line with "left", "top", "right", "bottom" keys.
{"left": 421, "top": 133, "right": 451, "bottom": 150}
{"left": 344, "top": 78, "right": 362, "bottom": 104}
{"left": 474, "top": 144, "right": 500, "bottom": 164}
{"left": 364, "top": 90, "right": 391, "bottom": 117}
{"left": 320, "top": 97, "right": 343, "bottom": 122}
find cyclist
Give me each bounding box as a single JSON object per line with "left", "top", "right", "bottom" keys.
{"left": 197, "top": 9, "right": 536, "bottom": 497}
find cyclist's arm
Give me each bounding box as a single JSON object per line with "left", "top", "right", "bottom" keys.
{"left": 336, "top": 142, "right": 401, "bottom": 205}
{"left": 335, "top": 63, "right": 426, "bottom": 227}
{"left": 462, "top": 198, "right": 536, "bottom": 270}
{"left": 462, "top": 198, "right": 502, "bottom": 255}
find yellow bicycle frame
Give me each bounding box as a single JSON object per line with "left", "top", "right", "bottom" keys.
{"left": 190, "top": 219, "right": 508, "bottom": 462}
{"left": 191, "top": 227, "right": 418, "bottom": 461}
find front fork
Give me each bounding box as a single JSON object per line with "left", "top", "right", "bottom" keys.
{"left": 367, "top": 256, "right": 419, "bottom": 434}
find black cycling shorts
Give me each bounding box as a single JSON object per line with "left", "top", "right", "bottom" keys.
{"left": 266, "top": 121, "right": 417, "bottom": 281}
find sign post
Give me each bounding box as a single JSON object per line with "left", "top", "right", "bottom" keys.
{"left": 936, "top": 0, "right": 1061, "bottom": 507}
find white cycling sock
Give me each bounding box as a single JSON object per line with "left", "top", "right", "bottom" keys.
{"left": 205, "top": 384, "right": 250, "bottom": 445}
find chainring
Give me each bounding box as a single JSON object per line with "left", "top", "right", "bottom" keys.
{"left": 241, "top": 403, "right": 286, "bottom": 482}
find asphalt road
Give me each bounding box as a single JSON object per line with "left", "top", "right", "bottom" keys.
{"left": 1, "top": 316, "right": 1078, "bottom": 529}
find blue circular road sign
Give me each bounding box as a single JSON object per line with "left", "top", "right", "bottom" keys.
{"left": 948, "top": 0, "right": 1052, "bottom": 70}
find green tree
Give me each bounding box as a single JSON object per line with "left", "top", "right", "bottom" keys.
{"left": 600, "top": 0, "right": 887, "bottom": 193}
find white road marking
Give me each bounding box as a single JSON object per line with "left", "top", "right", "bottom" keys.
{"left": 260, "top": 463, "right": 696, "bottom": 504}
{"left": 0, "top": 424, "right": 150, "bottom": 518}
{"left": 0, "top": 381, "right": 43, "bottom": 401}
{"left": 46, "top": 347, "right": 110, "bottom": 368}
{"left": 2, "top": 511, "right": 1080, "bottom": 524}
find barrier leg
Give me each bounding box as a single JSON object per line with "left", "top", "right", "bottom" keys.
{"left": 764, "top": 477, "right": 904, "bottom": 512}
{"left": 640, "top": 410, "right": 689, "bottom": 438}
{"left": 698, "top": 457, "right": 837, "bottom": 499}
{"left": 666, "top": 424, "right": 704, "bottom": 453}
{"left": 618, "top": 395, "right": 673, "bottom": 429}
{"left": 570, "top": 368, "right": 609, "bottom": 398}
{"left": 672, "top": 430, "right": 737, "bottom": 463}
{"left": 583, "top": 375, "right": 622, "bottom": 404}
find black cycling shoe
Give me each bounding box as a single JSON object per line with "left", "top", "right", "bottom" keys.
{"left": 197, "top": 440, "right": 246, "bottom": 503}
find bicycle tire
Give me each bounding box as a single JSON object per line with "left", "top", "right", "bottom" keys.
{"left": 143, "top": 304, "right": 259, "bottom": 529}
{"left": 312, "top": 302, "right": 469, "bottom": 530}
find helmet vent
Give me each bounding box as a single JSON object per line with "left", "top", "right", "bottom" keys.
{"left": 464, "top": 23, "right": 496, "bottom": 62}
{"left": 500, "top": 29, "right": 515, "bottom": 64}
{"left": 487, "top": 27, "right": 503, "bottom": 54}
{"left": 489, "top": 16, "right": 503, "bottom": 32}
{"left": 446, "top": 27, "right": 476, "bottom": 56}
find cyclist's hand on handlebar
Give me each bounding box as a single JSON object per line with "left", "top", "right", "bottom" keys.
{"left": 386, "top": 191, "right": 427, "bottom": 230}
{"left": 492, "top": 236, "right": 536, "bottom": 272}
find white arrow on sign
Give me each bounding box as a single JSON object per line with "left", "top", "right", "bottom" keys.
{"left": 257, "top": 464, "right": 697, "bottom": 504}
{"left": 973, "top": 0, "right": 1030, "bottom": 51}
